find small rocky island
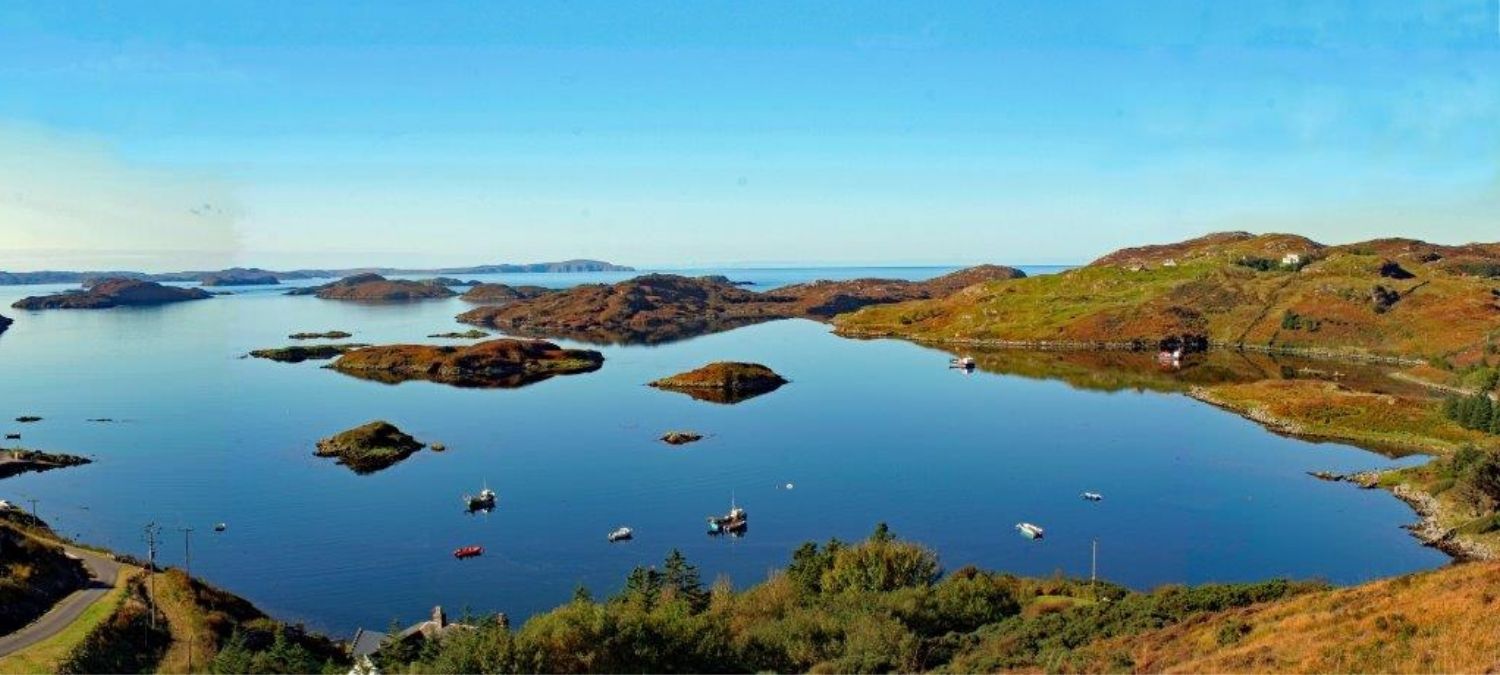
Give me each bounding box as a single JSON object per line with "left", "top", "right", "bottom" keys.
{"left": 460, "top": 283, "right": 557, "bottom": 303}
{"left": 0, "top": 313, "right": 11, "bottom": 335}
{"left": 200, "top": 268, "right": 280, "bottom": 286}
{"left": 0, "top": 448, "right": 93, "bottom": 480}
{"left": 660, "top": 431, "right": 704, "bottom": 445}
{"left": 289, "top": 330, "right": 353, "bottom": 340}
{"left": 329, "top": 338, "right": 604, "bottom": 388}
{"left": 249, "top": 344, "right": 370, "bottom": 363}
{"left": 314, "top": 421, "right": 426, "bottom": 474}
{"left": 11, "top": 278, "right": 213, "bottom": 310}
{"left": 287, "top": 273, "right": 458, "bottom": 301}
{"left": 427, "top": 329, "right": 491, "bottom": 339}
{"left": 649, "top": 362, "right": 788, "bottom": 404}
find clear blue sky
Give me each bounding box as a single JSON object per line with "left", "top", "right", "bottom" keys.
{"left": 0, "top": 1, "right": 1496, "bottom": 271}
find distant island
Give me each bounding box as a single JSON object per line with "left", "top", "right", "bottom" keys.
{"left": 0, "top": 259, "right": 634, "bottom": 287}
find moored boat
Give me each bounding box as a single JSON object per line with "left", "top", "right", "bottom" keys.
{"left": 708, "top": 503, "right": 748, "bottom": 535}
{"left": 949, "top": 356, "right": 976, "bottom": 370}
{"left": 608, "top": 527, "right": 633, "bottom": 542}
{"left": 464, "top": 484, "right": 497, "bottom": 512}
{"left": 453, "top": 545, "right": 484, "bottom": 559}
{"left": 1081, "top": 491, "right": 1103, "bottom": 502}
{"left": 1015, "top": 522, "right": 1045, "bottom": 539}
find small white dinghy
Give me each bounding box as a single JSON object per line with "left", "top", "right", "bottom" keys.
{"left": 1081, "top": 491, "right": 1104, "bottom": 502}
{"left": 607, "top": 527, "right": 633, "bottom": 543}
{"left": 1015, "top": 522, "right": 1045, "bottom": 540}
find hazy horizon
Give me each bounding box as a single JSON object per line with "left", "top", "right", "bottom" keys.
{"left": 2, "top": 2, "right": 1497, "bottom": 271}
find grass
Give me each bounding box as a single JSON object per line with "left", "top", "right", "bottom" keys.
{"left": 0, "top": 567, "right": 137, "bottom": 675}
{"left": 1068, "top": 561, "right": 1500, "bottom": 673}
{"left": 1193, "top": 379, "right": 1499, "bottom": 456}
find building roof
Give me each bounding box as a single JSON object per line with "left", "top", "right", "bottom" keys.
{"left": 349, "top": 628, "right": 388, "bottom": 658}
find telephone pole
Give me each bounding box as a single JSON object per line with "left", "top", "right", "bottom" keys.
{"left": 143, "top": 523, "right": 160, "bottom": 632}
{"left": 26, "top": 498, "right": 38, "bottom": 519}
{"left": 1090, "top": 538, "right": 1099, "bottom": 601}
{"left": 175, "top": 526, "right": 195, "bottom": 672}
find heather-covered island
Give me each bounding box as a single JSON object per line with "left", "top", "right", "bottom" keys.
{"left": 11, "top": 279, "right": 212, "bottom": 310}
{"left": 328, "top": 338, "right": 604, "bottom": 388}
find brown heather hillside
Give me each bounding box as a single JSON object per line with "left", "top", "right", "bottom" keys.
{"left": 1046, "top": 561, "right": 1500, "bottom": 674}
{"left": 458, "top": 266, "right": 1026, "bottom": 344}
{"left": 330, "top": 338, "right": 604, "bottom": 388}
{"left": 11, "top": 278, "right": 213, "bottom": 310}
{"left": 836, "top": 232, "right": 1500, "bottom": 363}
{"left": 287, "top": 273, "right": 457, "bottom": 301}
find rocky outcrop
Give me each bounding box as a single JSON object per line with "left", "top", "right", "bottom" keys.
{"left": 0, "top": 448, "right": 93, "bottom": 480}
{"left": 286, "top": 274, "right": 458, "bottom": 302}
{"left": 0, "top": 313, "right": 10, "bottom": 335}
{"left": 329, "top": 338, "right": 604, "bottom": 388}
{"left": 660, "top": 431, "right": 704, "bottom": 445}
{"left": 314, "top": 421, "right": 426, "bottom": 474}
{"left": 649, "top": 362, "right": 787, "bottom": 404}
{"left": 200, "top": 268, "right": 280, "bottom": 286}
{"left": 460, "top": 283, "right": 557, "bottom": 303}
{"left": 770, "top": 266, "right": 1027, "bottom": 318}
{"left": 249, "top": 344, "right": 369, "bottom": 363}
{"left": 11, "top": 278, "right": 213, "bottom": 310}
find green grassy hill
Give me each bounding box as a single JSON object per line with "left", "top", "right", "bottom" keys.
{"left": 836, "top": 232, "right": 1500, "bottom": 364}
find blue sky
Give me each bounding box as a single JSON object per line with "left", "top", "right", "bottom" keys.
{"left": 0, "top": 1, "right": 1497, "bottom": 271}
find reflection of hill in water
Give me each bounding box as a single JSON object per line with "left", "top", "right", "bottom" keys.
{"left": 926, "top": 346, "right": 1434, "bottom": 398}
{"left": 657, "top": 383, "right": 784, "bottom": 405}
{"left": 328, "top": 367, "right": 567, "bottom": 389}
{"left": 496, "top": 316, "right": 782, "bottom": 347}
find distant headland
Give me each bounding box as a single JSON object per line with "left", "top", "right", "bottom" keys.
{"left": 0, "top": 259, "right": 634, "bottom": 286}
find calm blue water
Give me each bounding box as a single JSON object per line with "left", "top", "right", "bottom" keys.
{"left": 0, "top": 266, "right": 1446, "bottom": 636}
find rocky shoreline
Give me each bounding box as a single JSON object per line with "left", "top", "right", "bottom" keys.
{"left": 1308, "top": 470, "right": 1496, "bottom": 562}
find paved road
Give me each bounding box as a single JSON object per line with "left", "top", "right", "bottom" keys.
{"left": 0, "top": 542, "right": 125, "bottom": 656}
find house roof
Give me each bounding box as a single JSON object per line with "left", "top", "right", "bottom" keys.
{"left": 350, "top": 628, "right": 388, "bottom": 658}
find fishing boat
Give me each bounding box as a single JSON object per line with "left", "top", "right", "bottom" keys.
{"left": 1081, "top": 491, "right": 1104, "bottom": 502}
{"left": 707, "top": 500, "right": 748, "bottom": 535}
{"left": 607, "top": 527, "right": 633, "bottom": 542}
{"left": 464, "top": 483, "right": 497, "bottom": 512}
{"left": 213, "top": 522, "right": 227, "bottom": 532}
{"left": 1015, "top": 522, "right": 1045, "bottom": 540}
{"left": 453, "top": 545, "right": 484, "bottom": 559}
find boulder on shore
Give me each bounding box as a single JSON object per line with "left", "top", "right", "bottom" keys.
{"left": 12, "top": 278, "right": 213, "bottom": 310}
{"left": 329, "top": 338, "right": 604, "bottom": 388}
{"left": 287, "top": 274, "right": 458, "bottom": 302}
{"left": 314, "top": 421, "right": 426, "bottom": 474}
{"left": 649, "top": 362, "right": 788, "bottom": 404}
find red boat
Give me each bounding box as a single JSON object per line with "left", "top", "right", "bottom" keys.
{"left": 453, "top": 545, "right": 484, "bottom": 559}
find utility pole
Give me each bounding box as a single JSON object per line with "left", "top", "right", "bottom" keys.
{"left": 26, "top": 498, "right": 38, "bottom": 519}
{"left": 144, "top": 523, "right": 160, "bottom": 632}
{"left": 1090, "top": 538, "right": 1098, "bottom": 602}
{"left": 175, "top": 525, "right": 195, "bottom": 672}
{"left": 176, "top": 526, "right": 194, "bottom": 578}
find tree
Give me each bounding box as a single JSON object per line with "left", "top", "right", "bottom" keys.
{"left": 572, "top": 583, "right": 594, "bottom": 603}
{"left": 621, "top": 565, "right": 663, "bottom": 607}
{"left": 662, "top": 549, "right": 708, "bottom": 611}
